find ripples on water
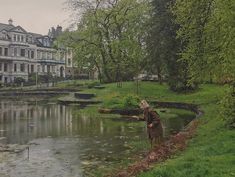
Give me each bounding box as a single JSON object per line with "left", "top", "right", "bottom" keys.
{"left": 0, "top": 100, "right": 195, "bottom": 177}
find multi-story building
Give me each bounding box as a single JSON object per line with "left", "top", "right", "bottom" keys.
{"left": 0, "top": 19, "right": 66, "bottom": 84}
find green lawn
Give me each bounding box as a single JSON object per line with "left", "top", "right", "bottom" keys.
{"left": 60, "top": 81, "right": 235, "bottom": 177}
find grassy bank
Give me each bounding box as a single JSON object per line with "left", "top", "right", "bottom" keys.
{"left": 74, "top": 81, "right": 234, "bottom": 177}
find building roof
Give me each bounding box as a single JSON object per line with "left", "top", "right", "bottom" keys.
{"left": 0, "top": 23, "right": 15, "bottom": 32}
{"left": 0, "top": 22, "right": 60, "bottom": 48}
{"left": 29, "top": 32, "right": 43, "bottom": 38}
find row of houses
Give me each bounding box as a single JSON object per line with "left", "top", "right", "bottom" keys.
{"left": 0, "top": 19, "right": 74, "bottom": 84}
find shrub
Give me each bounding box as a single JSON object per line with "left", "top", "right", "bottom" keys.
{"left": 14, "top": 77, "right": 25, "bottom": 86}
{"left": 123, "top": 94, "right": 141, "bottom": 109}
{"left": 220, "top": 89, "right": 235, "bottom": 128}
{"left": 105, "top": 97, "right": 123, "bottom": 109}
{"left": 104, "top": 94, "right": 140, "bottom": 109}
{"left": 28, "top": 73, "right": 36, "bottom": 84}
{"left": 168, "top": 79, "right": 198, "bottom": 92}
{"left": 87, "top": 81, "right": 100, "bottom": 88}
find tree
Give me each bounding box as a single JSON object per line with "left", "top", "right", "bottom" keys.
{"left": 61, "top": 0, "right": 150, "bottom": 83}
{"left": 173, "top": 0, "right": 235, "bottom": 126}
{"left": 15, "top": 77, "right": 25, "bottom": 86}
{"left": 173, "top": 0, "right": 235, "bottom": 84}
{"left": 147, "top": 0, "right": 194, "bottom": 91}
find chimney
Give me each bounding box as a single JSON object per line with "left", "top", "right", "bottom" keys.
{"left": 56, "top": 25, "right": 62, "bottom": 34}
{"left": 8, "top": 18, "right": 13, "bottom": 25}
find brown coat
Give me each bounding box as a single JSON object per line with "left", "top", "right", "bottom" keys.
{"left": 144, "top": 109, "right": 163, "bottom": 140}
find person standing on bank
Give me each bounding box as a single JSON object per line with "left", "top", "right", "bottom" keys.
{"left": 139, "top": 100, "right": 163, "bottom": 148}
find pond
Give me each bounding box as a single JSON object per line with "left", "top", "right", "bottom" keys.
{"left": 0, "top": 100, "right": 195, "bottom": 177}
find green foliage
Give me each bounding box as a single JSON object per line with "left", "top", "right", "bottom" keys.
{"left": 168, "top": 77, "right": 198, "bottom": 92}
{"left": 105, "top": 96, "right": 124, "bottom": 109}
{"left": 14, "top": 77, "right": 25, "bottom": 86}
{"left": 38, "top": 73, "right": 53, "bottom": 83}
{"left": 147, "top": 0, "right": 194, "bottom": 91}
{"left": 172, "top": 0, "right": 235, "bottom": 130}
{"left": 123, "top": 94, "right": 141, "bottom": 109}
{"left": 72, "top": 81, "right": 232, "bottom": 177}
{"left": 62, "top": 0, "right": 150, "bottom": 82}
{"left": 103, "top": 93, "right": 140, "bottom": 109}
{"left": 28, "top": 73, "right": 36, "bottom": 83}
{"left": 173, "top": 0, "right": 235, "bottom": 84}
{"left": 220, "top": 89, "right": 235, "bottom": 127}
{"left": 87, "top": 81, "right": 100, "bottom": 89}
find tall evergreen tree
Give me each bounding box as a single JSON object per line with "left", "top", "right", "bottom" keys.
{"left": 147, "top": 0, "right": 193, "bottom": 91}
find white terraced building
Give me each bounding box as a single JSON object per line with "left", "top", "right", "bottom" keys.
{"left": 0, "top": 19, "right": 68, "bottom": 84}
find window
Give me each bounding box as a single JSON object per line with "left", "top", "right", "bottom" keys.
{"left": 0, "top": 63, "right": 2, "bottom": 71}
{"left": 14, "top": 48, "right": 17, "bottom": 56}
{"left": 37, "top": 65, "right": 40, "bottom": 72}
{"left": 47, "top": 65, "right": 50, "bottom": 73}
{"left": 20, "top": 64, "right": 25, "bottom": 72}
{"left": 42, "top": 65, "right": 45, "bottom": 72}
{"left": 31, "top": 51, "right": 34, "bottom": 59}
{"left": 4, "top": 63, "right": 7, "bottom": 72}
{"left": 37, "top": 51, "right": 40, "bottom": 59}
{"left": 4, "top": 48, "right": 8, "bottom": 56}
{"left": 31, "top": 65, "right": 34, "bottom": 73}
{"left": 52, "top": 66, "right": 55, "bottom": 72}
{"left": 68, "top": 59, "right": 71, "bottom": 66}
{"left": 28, "top": 37, "right": 32, "bottom": 43}
{"left": 60, "top": 52, "right": 64, "bottom": 60}
{"left": 42, "top": 52, "right": 46, "bottom": 59}
{"left": 20, "top": 49, "right": 25, "bottom": 57}
{"left": 0, "top": 47, "right": 2, "bottom": 56}
{"left": 14, "top": 64, "right": 17, "bottom": 72}
{"left": 52, "top": 53, "right": 56, "bottom": 59}
{"left": 17, "top": 35, "right": 20, "bottom": 41}
{"left": 13, "top": 35, "right": 16, "bottom": 41}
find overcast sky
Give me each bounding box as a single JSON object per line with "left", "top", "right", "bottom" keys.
{"left": 0, "top": 0, "right": 72, "bottom": 35}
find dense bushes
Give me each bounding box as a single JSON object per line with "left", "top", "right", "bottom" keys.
{"left": 87, "top": 81, "right": 100, "bottom": 89}
{"left": 220, "top": 89, "right": 235, "bottom": 128}
{"left": 104, "top": 94, "right": 141, "bottom": 109}
{"left": 123, "top": 95, "right": 141, "bottom": 109}
{"left": 14, "top": 77, "right": 25, "bottom": 86}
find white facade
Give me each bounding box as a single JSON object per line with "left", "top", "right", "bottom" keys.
{"left": 0, "top": 21, "right": 66, "bottom": 84}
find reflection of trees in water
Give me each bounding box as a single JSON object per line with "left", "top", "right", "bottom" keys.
{"left": 0, "top": 101, "right": 193, "bottom": 146}
{"left": 0, "top": 101, "right": 74, "bottom": 144}
{"left": 0, "top": 101, "right": 141, "bottom": 144}
{"left": 162, "top": 113, "right": 195, "bottom": 136}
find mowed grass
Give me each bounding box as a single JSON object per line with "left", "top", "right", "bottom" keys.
{"left": 62, "top": 81, "right": 235, "bottom": 177}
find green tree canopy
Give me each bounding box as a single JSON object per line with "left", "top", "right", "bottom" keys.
{"left": 60, "top": 0, "right": 150, "bottom": 83}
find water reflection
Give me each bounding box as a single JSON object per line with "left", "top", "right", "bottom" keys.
{"left": 0, "top": 100, "right": 149, "bottom": 144}
{"left": 0, "top": 100, "right": 195, "bottom": 177}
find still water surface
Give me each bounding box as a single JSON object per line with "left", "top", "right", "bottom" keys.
{"left": 0, "top": 100, "right": 194, "bottom": 177}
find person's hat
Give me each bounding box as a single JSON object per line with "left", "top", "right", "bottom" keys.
{"left": 139, "top": 100, "right": 150, "bottom": 109}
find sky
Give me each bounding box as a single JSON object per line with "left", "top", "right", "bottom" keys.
{"left": 0, "top": 0, "right": 72, "bottom": 35}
